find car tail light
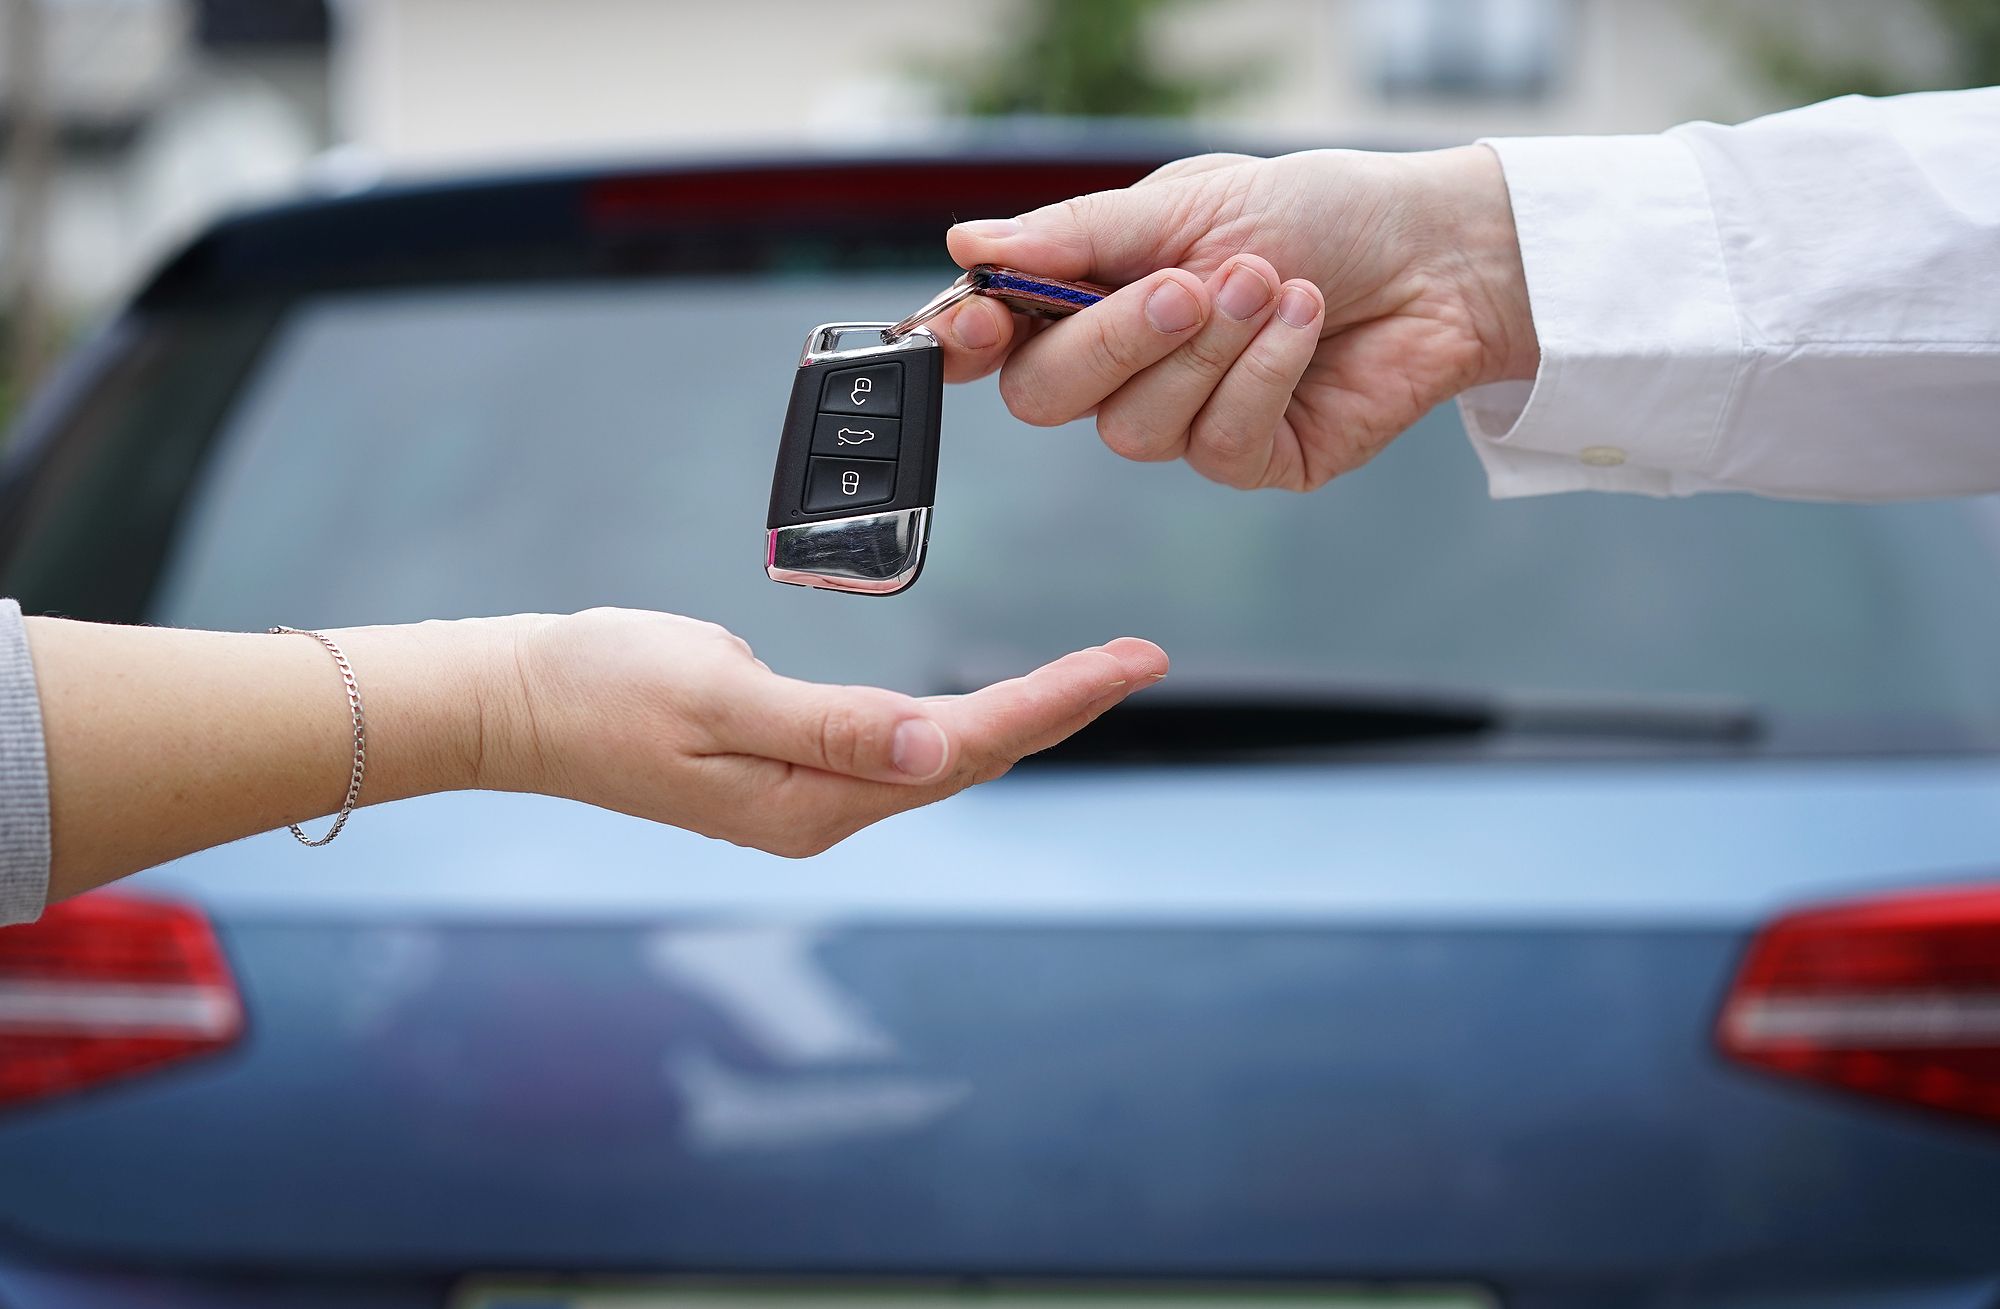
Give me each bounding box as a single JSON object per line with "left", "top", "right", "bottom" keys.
{"left": 1718, "top": 883, "right": 2000, "bottom": 1127}
{"left": 0, "top": 892, "right": 243, "bottom": 1110}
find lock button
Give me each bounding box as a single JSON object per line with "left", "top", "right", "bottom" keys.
{"left": 820, "top": 362, "right": 902, "bottom": 418}
{"left": 803, "top": 456, "right": 896, "bottom": 513}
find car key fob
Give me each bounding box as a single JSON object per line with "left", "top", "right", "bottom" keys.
{"left": 764, "top": 269, "right": 1105, "bottom": 597}
{"left": 765, "top": 322, "right": 942, "bottom": 596}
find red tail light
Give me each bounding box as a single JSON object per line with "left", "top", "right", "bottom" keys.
{"left": 0, "top": 891, "right": 243, "bottom": 1110}
{"left": 1718, "top": 883, "right": 2000, "bottom": 1127}
{"left": 585, "top": 162, "right": 1156, "bottom": 232}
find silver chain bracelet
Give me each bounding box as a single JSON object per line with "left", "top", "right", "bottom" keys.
{"left": 269, "top": 626, "right": 367, "bottom": 847}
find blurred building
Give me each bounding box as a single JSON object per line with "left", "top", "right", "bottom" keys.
{"left": 0, "top": 0, "right": 1966, "bottom": 320}
{"left": 0, "top": 0, "right": 330, "bottom": 320}
{"left": 335, "top": 0, "right": 1957, "bottom": 163}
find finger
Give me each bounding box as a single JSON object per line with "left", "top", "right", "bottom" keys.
{"left": 1185, "top": 279, "right": 1326, "bottom": 489}
{"left": 929, "top": 637, "right": 1169, "bottom": 766}
{"left": 756, "top": 638, "right": 1169, "bottom": 853}
{"left": 935, "top": 295, "right": 1021, "bottom": 383}
{"left": 945, "top": 183, "right": 1207, "bottom": 284}
{"left": 916, "top": 636, "right": 1169, "bottom": 712}
{"left": 706, "top": 639, "right": 1167, "bottom": 789}
{"left": 995, "top": 270, "right": 1210, "bottom": 428}
{"left": 708, "top": 672, "right": 957, "bottom": 785}
{"left": 1093, "top": 254, "right": 1280, "bottom": 463}
{"left": 706, "top": 638, "right": 1168, "bottom": 858}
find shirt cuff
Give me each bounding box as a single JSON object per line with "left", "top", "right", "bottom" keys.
{"left": 1459, "top": 132, "right": 1745, "bottom": 499}
{"left": 0, "top": 599, "right": 50, "bottom": 927}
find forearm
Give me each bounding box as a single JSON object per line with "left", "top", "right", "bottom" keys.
{"left": 27, "top": 616, "right": 502, "bottom": 902}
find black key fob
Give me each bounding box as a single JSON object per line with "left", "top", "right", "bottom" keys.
{"left": 765, "top": 323, "right": 942, "bottom": 596}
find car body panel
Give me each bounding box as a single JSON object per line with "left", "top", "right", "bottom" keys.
{"left": 85, "top": 757, "right": 2000, "bottom": 924}
{"left": 3, "top": 915, "right": 2000, "bottom": 1281}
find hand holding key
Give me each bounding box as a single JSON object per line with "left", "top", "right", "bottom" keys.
{"left": 934, "top": 147, "right": 1540, "bottom": 491}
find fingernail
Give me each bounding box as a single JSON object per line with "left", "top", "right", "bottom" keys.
{"left": 1216, "top": 264, "right": 1273, "bottom": 321}
{"left": 1145, "top": 279, "right": 1203, "bottom": 334}
{"left": 949, "top": 300, "right": 1000, "bottom": 351}
{"left": 1148, "top": 672, "right": 1169, "bottom": 681}
{"left": 953, "top": 217, "right": 1022, "bottom": 239}
{"left": 892, "top": 718, "right": 950, "bottom": 780}
{"left": 1278, "top": 286, "right": 1319, "bottom": 328}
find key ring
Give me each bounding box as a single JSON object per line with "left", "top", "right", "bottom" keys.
{"left": 883, "top": 272, "right": 980, "bottom": 343}
{"left": 883, "top": 265, "right": 1111, "bottom": 344}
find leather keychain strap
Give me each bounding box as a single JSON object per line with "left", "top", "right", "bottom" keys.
{"left": 884, "top": 264, "right": 1109, "bottom": 342}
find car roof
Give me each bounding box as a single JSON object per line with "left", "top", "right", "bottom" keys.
{"left": 134, "top": 143, "right": 1227, "bottom": 310}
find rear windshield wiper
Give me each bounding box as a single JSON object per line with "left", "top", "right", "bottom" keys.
{"left": 987, "top": 678, "right": 1763, "bottom": 765}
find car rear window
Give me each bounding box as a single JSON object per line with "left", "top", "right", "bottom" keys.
{"left": 121, "top": 272, "right": 2000, "bottom": 740}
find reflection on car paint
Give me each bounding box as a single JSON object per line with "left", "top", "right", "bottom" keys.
{"left": 648, "top": 923, "right": 969, "bottom": 1152}
{"left": 645, "top": 924, "right": 896, "bottom": 1065}
{"left": 664, "top": 1047, "right": 969, "bottom": 1154}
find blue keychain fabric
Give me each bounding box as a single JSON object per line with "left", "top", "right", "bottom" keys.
{"left": 970, "top": 266, "right": 1108, "bottom": 318}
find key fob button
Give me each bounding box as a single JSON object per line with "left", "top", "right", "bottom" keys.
{"left": 820, "top": 362, "right": 902, "bottom": 417}
{"left": 803, "top": 456, "right": 896, "bottom": 512}
{"left": 811, "top": 413, "right": 900, "bottom": 458}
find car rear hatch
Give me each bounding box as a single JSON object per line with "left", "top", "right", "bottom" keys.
{"left": 5, "top": 760, "right": 2000, "bottom": 1303}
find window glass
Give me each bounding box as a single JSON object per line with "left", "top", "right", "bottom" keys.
{"left": 153, "top": 277, "right": 2000, "bottom": 736}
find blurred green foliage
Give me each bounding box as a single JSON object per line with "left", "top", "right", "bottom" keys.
{"left": 952, "top": 0, "right": 1246, "bottom": 117}
{"left": 1742, "top": 0, "right": 2000, "bottom": 102}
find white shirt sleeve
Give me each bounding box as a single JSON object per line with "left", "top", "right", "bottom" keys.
{"left": 1459, "top": 88, "right": 2000, "bottom": 501}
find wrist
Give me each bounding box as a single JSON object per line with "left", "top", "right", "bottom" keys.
{"left": 470, "top": 612, "right": 564, "bottom": 797}
{"left": 327, "top": 616, "right": 528, "bottom": 803}
{"left": 1417, "top": 144, "right": 1539, "bottom": 387}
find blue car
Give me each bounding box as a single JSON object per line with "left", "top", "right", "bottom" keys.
{"left": 2, "top": 150, "right": 2000, "bottom": 1309}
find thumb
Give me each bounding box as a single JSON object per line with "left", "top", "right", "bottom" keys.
{"left": 711, "top": 673, "right": 955, "bottom": 785}
{"left": 946, "top": 181, "right": 1206, "bottom": 285}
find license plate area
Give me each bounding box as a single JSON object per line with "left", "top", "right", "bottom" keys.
{"left": 454, "top": 1283, "right": 1496, "bottom": 1309}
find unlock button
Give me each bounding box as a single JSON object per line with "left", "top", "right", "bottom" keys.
{"left": 804, "top": 457, "right": 896, "bottom": 513}
{"left": 820, "top": 362, "right": 902, "bottom": 418}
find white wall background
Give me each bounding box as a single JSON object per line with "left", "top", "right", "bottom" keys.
{"left": 330, "top": 0, "right": 1957, "bottom": 166}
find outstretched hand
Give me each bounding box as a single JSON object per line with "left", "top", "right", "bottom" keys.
{"left": 495, "top": 609, "right": 1168, "bottom": 857}
{"left": 31, "top": 609, "right": 1166, "bottom": 903}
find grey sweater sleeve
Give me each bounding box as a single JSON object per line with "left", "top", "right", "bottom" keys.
{"left": 0, "top": 600, "right": 50, "bottom": 926}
